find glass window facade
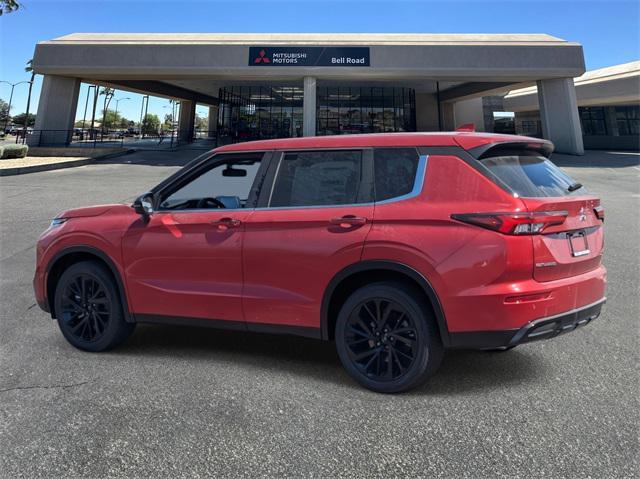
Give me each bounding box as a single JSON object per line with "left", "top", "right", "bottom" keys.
{"left": 579, "top": 106, "right": 607, "bottom": 136}
{"left": 316, "top": 86, "right": 416, "bottom": 135}
{"left": 218, "top": 86, "right": 304, "bottom": 143}
{"left": 615, "top": 105, "right": 639, "bottom": 136}
{"left": 217, "top": 85, "right": 417, "bottom": 143}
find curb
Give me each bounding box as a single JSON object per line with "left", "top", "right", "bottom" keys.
{"left": 0, "top": 149, "right": 135, "bottom": 176}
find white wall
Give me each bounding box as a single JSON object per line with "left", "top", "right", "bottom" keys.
{"left": 453, "top": 97, "right": 485, "bottom": 131}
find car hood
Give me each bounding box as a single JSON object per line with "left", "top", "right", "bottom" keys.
{"left": 56, "top": 204, "right": 131, "bottom": 219}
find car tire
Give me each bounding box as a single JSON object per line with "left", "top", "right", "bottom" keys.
{"left": 335, "top": 281, "right": 443, "bottom": 393}
{"left": 54, "top": 260, "right": 135, "bottom": 352}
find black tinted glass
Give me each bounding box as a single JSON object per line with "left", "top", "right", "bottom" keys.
{"left": 270, "top": 150, "right": 363, "bottom": 207}
{"left": 482, "top": 155, "right": 585, "bottom": 197}
{"left": 374, "top": 148, "right": 420, "bottom": 201}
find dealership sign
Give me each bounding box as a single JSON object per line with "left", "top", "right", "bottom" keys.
{"left": 249, "top": 47, "right": 370, "bottom": 67}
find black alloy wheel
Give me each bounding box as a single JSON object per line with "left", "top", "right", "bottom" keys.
{"left": 344, "top": 298, "right": 418, "bottom": 381}
{"left": 60, "top": 273, "right": 112, "bottom": 342}
{"left": 55, "top": 261, "right": 135, "bottom": 352}
{"left": 336, "top": 282, "right": 443, "bottom": 393}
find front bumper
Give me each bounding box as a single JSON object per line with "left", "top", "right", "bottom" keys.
{"left": 448, "top": 298, "right": 606, "bottom": 349}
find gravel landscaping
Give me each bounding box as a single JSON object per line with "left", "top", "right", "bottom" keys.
{"left": 0, "top": 155, "right": 90, "bottom": 169}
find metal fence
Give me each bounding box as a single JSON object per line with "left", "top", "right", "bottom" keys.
{"left": 10, "top": 129, "right": 219, "bottom": 150}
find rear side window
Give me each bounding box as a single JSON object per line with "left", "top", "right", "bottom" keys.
{"left": 269, "top": 150, "right": 365, "bottom": 207}
{"left": 374, "top": 148, "right": 420, "bottom": 201}
{"left": 481, "top": 155, "right": 585, "bottom": 197}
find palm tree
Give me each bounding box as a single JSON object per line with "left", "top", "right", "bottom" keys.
{"left": 22, "top": 59, "right": 35, "bottom": 141}
{"left": 99, "top": 87, "right": 115, "bottom": 133}
{"left": 0, "top": 0, "right": 21, "bottom": 15}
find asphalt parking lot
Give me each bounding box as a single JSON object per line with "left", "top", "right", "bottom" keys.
{"left": 1, "top": 149, "right": 638, "bottom": 478}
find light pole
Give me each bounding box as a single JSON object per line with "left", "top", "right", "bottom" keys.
{"left": 0, "top": 80, "right": 32, "bottom": 133}
{"left": 139, "top": 95, "right": 149, "bottom": 138}
{"left": 81, "top": 85, "right": 96, "bottom": 133}
{"left": 113, "top": 97, "right": 130, "bottom": 130}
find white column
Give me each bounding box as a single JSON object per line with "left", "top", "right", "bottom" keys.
{"left": 30, "top": 75, "right": 80, "bottom": 146}
{"left": 537, "top": 78, "right": 584, "bottom": 155}
{"left": 208, "top": 106, "right": 218, "bottom": 137}
{"left": 178, "top": 100, "right": 196, "bottom": 142}
{"left": 441, "top": 102, "right": 456, "bottom": 131}
{"left": 303, "top": 76, "right": 317, "bottom": 137}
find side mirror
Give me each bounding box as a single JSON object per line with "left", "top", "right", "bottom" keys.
{"left": 133, "top": 193, "right": 155, "bottom": 216}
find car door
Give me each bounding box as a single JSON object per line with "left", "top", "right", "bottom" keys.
{"left": 242, "top": 149, "right": 374, "bottom": 331}
{"left": 122, "top": 152, "right": 269, "bottom": 323}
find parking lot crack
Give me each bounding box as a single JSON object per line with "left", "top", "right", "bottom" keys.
{"left": 0, "top": 380, "right": 90, "bottom": 394}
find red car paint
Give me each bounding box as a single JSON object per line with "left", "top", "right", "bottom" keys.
{"left": 34, "top": 132, "right": 606, "bottom": 348}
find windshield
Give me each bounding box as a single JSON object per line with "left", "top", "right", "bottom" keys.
{"left": 481, "top": 155, "right": 586, "bottom": 197}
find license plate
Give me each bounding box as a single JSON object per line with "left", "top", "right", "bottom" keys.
{"left": 568, "top": 231, "right": 590, "bottom": 257}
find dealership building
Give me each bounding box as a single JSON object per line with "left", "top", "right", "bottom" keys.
{"left": 31, "top": 33, "right": 589, "bottom": 154}
{"left": 504, "top": 61, "right": 640, "bottom": 151}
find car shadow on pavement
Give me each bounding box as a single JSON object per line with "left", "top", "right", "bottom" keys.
{"left": 119, "top": 324, "right": 547, "bottom": 395}
{"left": 415, "top": 348, "right": 547, "bottom": 396}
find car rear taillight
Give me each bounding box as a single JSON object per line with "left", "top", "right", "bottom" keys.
{"left": 451, "top": 211, "right": 568, "bottom": 235}
{"left": 594, "top": 206, "right": 605, "bottom": 222}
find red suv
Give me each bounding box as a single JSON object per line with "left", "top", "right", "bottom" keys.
{"left": 34, "top": 133, "right": 606, "bottom": 393}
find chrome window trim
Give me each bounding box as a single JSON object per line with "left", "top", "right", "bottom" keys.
{"left": 153, "top": 208, "right": 250, "bottom": 214}
{"left": 152, "top": 153, "right": 428, "bottom": 214}
{"left": 250, "top": 154, "right": 428, "bottom": 212}
{"left": 267, "top": 155, "right": 284, "bottom": 207}
{"left": 375, "top": 154, "right": 428, "bottom": 205}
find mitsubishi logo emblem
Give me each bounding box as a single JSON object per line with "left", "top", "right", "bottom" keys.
{"left": 254, "top": 49, "right": 270, "bottom": 64}
{"left": 579, "top": 206, "right": 587, "bottom": 222}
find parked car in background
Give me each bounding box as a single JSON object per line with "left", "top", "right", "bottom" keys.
{"left": 34, "top": 132, "right": 606, "bottom": 392}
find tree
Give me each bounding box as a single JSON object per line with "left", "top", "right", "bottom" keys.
{"left": 118, "top": 117, "right": 131, "bottom": 129}
{"left": 163, "top": 113, "right": 173, "bottom": 131}
{"left": 11, "top": 112, "right": 35, "bottom": 127}
{"left": 195, "top": 114, "right": 208, "bottom": 131}
{"left": 99, "top": 87, "right": 115, "bottom": 132}
{"left": 0, "top": 99, "right": 9, "bottom": 125}
{"left": 101, "top": 109, "right": 125, "bottom": 129}
{"left": 0, "top": 0, "right": 21, "bottom": 15}
{"left": 23, "top": 59, "right": 36, "bottom": 134}
{"left": 141, "top": 114, "right": 160, "bottom": 135}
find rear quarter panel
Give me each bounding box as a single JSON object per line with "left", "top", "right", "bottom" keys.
{"left": 362, "top": 154, "right": 530, "bottom": 332}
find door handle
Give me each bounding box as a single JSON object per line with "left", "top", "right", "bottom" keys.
{"left": 329, "top": 215, "right": 368, "bottom": 227}
{"left": 211, "top": 217, "right": 242, "bottom": 230}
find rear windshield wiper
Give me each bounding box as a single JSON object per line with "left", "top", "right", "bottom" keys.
{"left": 567, "top": 182, "right": 583, "bottom": 192}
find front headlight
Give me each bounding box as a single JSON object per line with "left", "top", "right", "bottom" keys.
{"left": 49, "top": 218, "right": 67, "bottom": 228}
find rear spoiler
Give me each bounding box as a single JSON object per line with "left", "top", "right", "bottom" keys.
{"left": 468, "top": 140, "right": 554, "bottom": 160}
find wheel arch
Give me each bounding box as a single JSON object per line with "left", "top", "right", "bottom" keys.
{"left": 321, "top": 260, "right": 450, "bottom": 347}
{"left": 45, "top": 245, "right": 133, "bottom": 322}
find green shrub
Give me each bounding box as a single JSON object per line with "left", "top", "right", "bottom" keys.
{"left": 0, "top": 146, "right": 3, "bottom": 158}
{"left": 1, "top": 144, "right": 29, "bottom": 159}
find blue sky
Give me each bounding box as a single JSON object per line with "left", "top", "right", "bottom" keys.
{"left": 1, "top": 0, "right": 638, "bottom": 123}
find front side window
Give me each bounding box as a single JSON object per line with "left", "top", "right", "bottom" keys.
{"left": 481, "top": 155, "right": 585, "bottom": 197}
{"left": 160, "top": 154, "right": 263, "bottom": 210}
{"left": 374, "top": 148, "right": 420, "bottom": 201}
{"left": 269, "top": 150, "right": 365, "bottom": 207}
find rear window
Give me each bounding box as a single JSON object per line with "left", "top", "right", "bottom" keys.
{"left": 374, "top": 148, "right": 420, "bottom": 201}
{"left": 481, "top": 155, "right": 585, "bottom": 197}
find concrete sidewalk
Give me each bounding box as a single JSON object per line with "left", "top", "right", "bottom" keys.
{"left": 551, "top": 149, "right": 640, "bottom": 168}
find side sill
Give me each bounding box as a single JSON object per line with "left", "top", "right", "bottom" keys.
{"left": 135, "top": 314, "right": 322, "bottom": 340}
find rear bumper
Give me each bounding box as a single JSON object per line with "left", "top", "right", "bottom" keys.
{"left": 449, "top": 297, "right": 606, "bottom": 349}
